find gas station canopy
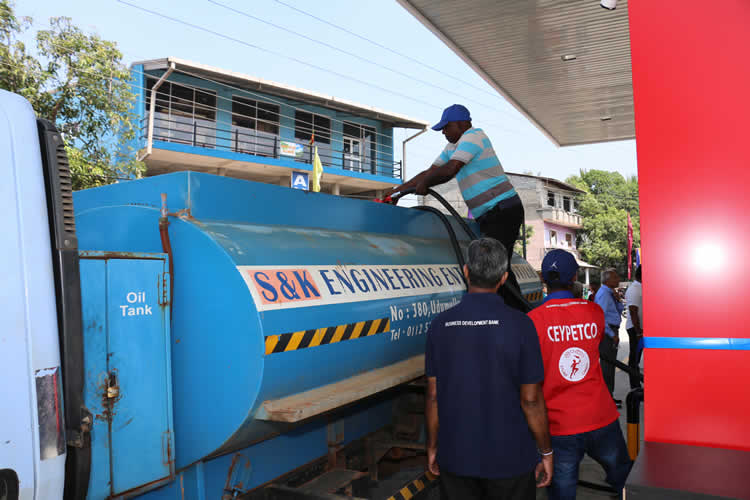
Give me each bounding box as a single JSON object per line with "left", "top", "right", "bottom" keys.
{"left": 397, "top": 0, "right": 634, "bottom": 147}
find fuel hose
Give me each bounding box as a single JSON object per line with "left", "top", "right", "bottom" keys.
{"left": 391, "top": 188, "right": 532, "bottom": 312}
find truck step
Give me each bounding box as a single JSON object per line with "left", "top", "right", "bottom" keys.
{"left": 298, "top": 469, "right": 366, "bottom": 495}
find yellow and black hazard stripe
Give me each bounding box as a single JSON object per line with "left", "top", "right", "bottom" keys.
{"left": 265, "top": 317, "right": 391, "bottom": 355}
{"left": 387, "top": 471, "right": 438, "bottom": 500}
{"left": 525, "top": 290, "right": 544, "bottom": 303}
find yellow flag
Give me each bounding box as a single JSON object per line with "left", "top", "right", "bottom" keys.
{"left": 312, "top": 146, "right": 323, "bottom": 192}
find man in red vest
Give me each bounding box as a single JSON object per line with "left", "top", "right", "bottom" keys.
{"left": 528, "top": 249, "right": 632, "bottom": 499}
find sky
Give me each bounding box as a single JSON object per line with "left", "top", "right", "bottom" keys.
{"left": 17, "top": 0, "right": 638, "bottom": 187}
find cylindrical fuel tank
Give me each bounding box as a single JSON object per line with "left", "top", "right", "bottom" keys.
{"left": 74, "top": 172, "right": 473, "bottom": 469}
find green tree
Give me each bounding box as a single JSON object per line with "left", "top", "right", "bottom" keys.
{"left": 1, "top": 1, "right": 143, "bottom": 189}
{"left": 565, "top": 170, "right": 640, "bottom": 274}
{"left": 515, "top": 224, "right": 534, "bottom": 257}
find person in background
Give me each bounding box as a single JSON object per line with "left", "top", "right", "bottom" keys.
{"left": 425, "top": 238, "right": 553, "bottom": 499}
{"left": 529, "top": 250, "right": 633, "bottom": 500}
{"left": 594, "top": 268, "right": 624, "bottom": 408}
{"left": 587, "top": 283, "right": 600, "bottom": 302}
{"left": 625, "top": 265, "right": 643, "bottom": 389}
{"left": 572, "top": 281, "right": 583, "bottom": 299}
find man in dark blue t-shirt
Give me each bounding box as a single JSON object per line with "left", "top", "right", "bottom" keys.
{"left": 425, "top": 237, "right": 553, "bottom": 499}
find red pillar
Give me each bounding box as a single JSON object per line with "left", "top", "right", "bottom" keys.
{"left": 629, "top": 1, "right": 750, "bottom": 450}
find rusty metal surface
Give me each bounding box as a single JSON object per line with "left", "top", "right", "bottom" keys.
{"left": 223, "top": 453, "right": 253, "bottom": 499}
{"left": 94, "top": 369, "right": 121, "bottom": 424}
{"left": 257, "top": 356, "right": 425, "bottom": 423}
{"left": 162, "top": 431, "right": 174, "bottom": 469}
{"left": 109, "top": 473, "right": 176, "bottom": 500}
{"left": 79, "top": 250, "right": 168, "bottom": 261}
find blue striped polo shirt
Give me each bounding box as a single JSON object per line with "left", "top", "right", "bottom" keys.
{"left": 433, "top": 128, "right": 518, "bottom": 218}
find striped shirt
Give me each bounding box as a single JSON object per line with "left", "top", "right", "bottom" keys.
{"left": 433, "top": 128, "right": 517, "bottom": 218}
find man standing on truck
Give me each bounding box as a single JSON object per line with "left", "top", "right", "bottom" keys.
{"left": 385, "top": 104, "right": 526, "bottom": 309}
{"left": 424, "top": 237, "right": 553, "bottom": 499}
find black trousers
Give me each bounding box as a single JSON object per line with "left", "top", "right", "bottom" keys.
{"left": 599, "top": 328, "right": 619, "bottom": 396}
{"left": 627, "top": 327, "right": 643, "bottom": 389}
{"left": 439, "top": 469, "right": 536, "bottom": 500}
{"left": 477, "top": 198, "right": 526, "bottom": 311}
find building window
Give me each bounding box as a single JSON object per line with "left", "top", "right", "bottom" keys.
{"left": 145, "top": 76, "right": 217, "bottom": 147}
{"left": 231, "top": 96, "right": 280, "bottom": 156}
{"left": 231, "top": 97, "right": 280, "bottom": 134}
{"left": 147, "top": 78, "right": 170, "bottom": 115}
{"left": 257, "top": 102, "right": 280, "bottom": 135}
{"left": 547, "top": 191, "right": 556, "bottom": 207}
{"left": 550, "top": 230, "right": 557, "bottom": 246}
{"left": 563, "top": 196, "right": 571, "bottom": 212}
{"left": 232, "top": 97, "right": 255, "bottom": 129}
{"left": 170, "top": 84, "right": 193, "bottom": 117}
{"left": 146, "top": 77, "right": 217, "bottom": 121}
{"left": 565, "top": 233, "right": 573, "bottom": 248}
{"left": 295, "top": 111, "right": 331, "bottom": 144}
{"left": 343, "top": 122, "right": 377, "bottom": 173}
{"left": 194, "top": 90, "right": 216, "bottom": 121}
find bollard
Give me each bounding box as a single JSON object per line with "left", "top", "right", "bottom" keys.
{"left": 626, "top": 387, "right": 644, "bottom": 460}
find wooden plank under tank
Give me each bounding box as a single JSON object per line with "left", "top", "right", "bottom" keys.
{"left": 257, "top": 355, "right": 425, "bottom": 423}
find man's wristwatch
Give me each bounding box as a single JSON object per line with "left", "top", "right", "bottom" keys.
{"left": 539, "top": 448, "right": 554, "bottom": 456}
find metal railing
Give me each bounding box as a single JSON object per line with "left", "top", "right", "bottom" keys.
{"left": 539, "top": 206, "right": 583, "bottom": 227}
{"left": 140, "top": 116, "right": 402, "bottom": 179}
{"left": 541, "top": 246, "right": 578, "bottom": 261}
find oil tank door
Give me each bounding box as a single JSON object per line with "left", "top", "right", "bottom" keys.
{"left": 80, "top": 252, "right": 174, "bottom": 498}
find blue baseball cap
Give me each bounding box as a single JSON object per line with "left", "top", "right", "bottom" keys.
{"left": 541, "top": 249, "right": 579, "bottom": 285}
{"left": 432, "top": 104, "right": 471, "bottom": 131}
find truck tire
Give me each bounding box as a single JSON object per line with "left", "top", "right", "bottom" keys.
{"left": 0, "top": 469, "right": 19, "bottom": 500}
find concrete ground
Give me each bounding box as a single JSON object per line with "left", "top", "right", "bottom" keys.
{"left": 535, "top": 321, "right": 644, "bottom": 500}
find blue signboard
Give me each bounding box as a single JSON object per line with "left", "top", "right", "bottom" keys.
{"left": 291, "top": 171, "right": 309, "bottom": 191}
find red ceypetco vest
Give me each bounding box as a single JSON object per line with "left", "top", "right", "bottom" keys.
{"left": 528, "top": 299, "right": 620, "bottom": 436}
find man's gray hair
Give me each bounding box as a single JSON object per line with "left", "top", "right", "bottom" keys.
{"left": 601, "top": 267, "right": 618, "bottom": 284}
{"left": 466, "top": 238, "right": 508, "bottom": 288}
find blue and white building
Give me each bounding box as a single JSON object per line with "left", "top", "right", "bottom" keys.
{"left": 129, "top": 57, "right": 428, "bottom": 197}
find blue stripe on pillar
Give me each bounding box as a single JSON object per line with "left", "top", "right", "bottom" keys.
{"left": 642, "top": 337, "right": 750, "bottom": 350}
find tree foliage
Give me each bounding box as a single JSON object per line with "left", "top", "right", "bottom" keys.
{"left": 515, "top": 224, "right": 534, "bottom": 257}
{"left": 565, "top": 170, "right": 640, "bottom": 275}
{"left": 1, "top": 1, "right": 143, "bottom": 189}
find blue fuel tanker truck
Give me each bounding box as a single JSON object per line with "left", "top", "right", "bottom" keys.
{"left": 0, "top": 90, "right": 543, "bottom": 500}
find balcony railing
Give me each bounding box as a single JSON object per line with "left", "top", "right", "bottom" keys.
{"left": 539, "top": 207, "right": 583, "bottom": 227}
{"left": 140, "top": 116, "right": 402, "bottom": 179}
{"left": 541, "top": 247, "right": 579, "bottom": 260}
